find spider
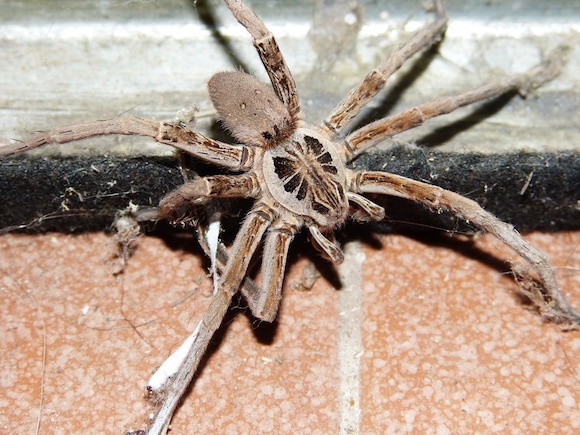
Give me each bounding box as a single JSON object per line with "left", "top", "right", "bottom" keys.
{"left": 1, "top": 0, "right": 578, "bottom": 433}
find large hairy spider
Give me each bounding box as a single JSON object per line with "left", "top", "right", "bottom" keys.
{"left": 1, "top": 0, "right": 579, "bottom": 433}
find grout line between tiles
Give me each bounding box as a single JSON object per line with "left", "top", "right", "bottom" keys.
{"left": 337, "top": 241, "right": 365, "bottom": 434}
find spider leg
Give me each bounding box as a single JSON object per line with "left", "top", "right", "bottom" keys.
{"left": 308, "top": 225, "right": 344, "bottom": 263}
{"left": 341, "top": 49, "right": 565, "bottom": 161}
{"left": 0, "top": 116, "right": 255, "bottom": 170}
{"left": 158, "top": 173, "right": 260, "bottom": 219}
{"left": 244, "top": 219, "right": 300, "bottom": 322}
{"left": 349, "top": 170, "right": 580, "bottom": 327}
{"left": 158, "top": 173, "right": 268, "bottom": 308}
{"left": 219, "top": 203, "right": 277, "bottom": 295}
{"left": 146, "top": 202, "right": 275, "bottom": 434}
{"left": 212, "top": 237, "right": 262, "bottom": 309}
{"left": 347, "top": 192, "right": 386, "bottom": 222}
{"left": 224, "top": 0, "right": 301, "bottom": 120}
{"left": 133, "top": 206, "right": 264, "bottom": 327}
{"left": 321, "top": 0, "right": 447, "bottom": 138}
{"left": 201, "top": 230, "right": 295, "bottom": 321}
{"left": 0, "top": 116, "right": 159, "bottom": 157}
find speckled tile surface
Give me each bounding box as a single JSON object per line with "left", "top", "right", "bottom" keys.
{"left": 0, "top": 231, "right": 578, "bottom": 433}
{"left": 360, "top": 232, "right": 580, "bottom": 433}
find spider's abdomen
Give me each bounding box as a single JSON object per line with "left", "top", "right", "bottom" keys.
{"left": 208, "top": 71, "right": 295, "bottom": 148}
{"left": 262, "top": 128, "right": 348, "bottom": 228}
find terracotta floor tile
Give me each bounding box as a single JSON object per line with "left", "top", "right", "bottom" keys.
{"left": 0, "top": 232, "right": 341, "bottom": 433}
{"left": 360, "top": 232, "right": 579, "bottom": 433}
{"left": 0, "top": 230, "right": 578, "bottom": 433}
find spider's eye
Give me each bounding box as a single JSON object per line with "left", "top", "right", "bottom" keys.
{"left": 208, "top": 71, "right": 295, "bottom": 148}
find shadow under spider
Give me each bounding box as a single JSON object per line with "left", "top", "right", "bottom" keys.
{"left": 192, "top": 0, "right": 254, "bottom": 75}
{"left": 153, "top": 220, "right": 346, "bottom": 346}
{"left": 350, "top": 222, "right": 540, "bottom": 310}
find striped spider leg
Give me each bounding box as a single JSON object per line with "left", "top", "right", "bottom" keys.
{"left": 1, "top": 0, "right": 578, "bottom": 433}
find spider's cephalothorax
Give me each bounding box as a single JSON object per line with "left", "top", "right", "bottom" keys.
{"left": 209, "top": 70, "right": 351, "bottom": 231}
{"left": 261, "top": 126, "right": 349, "bottom": 229}
{"left": 1, "top": 0, "right": 578, "bottom": 432}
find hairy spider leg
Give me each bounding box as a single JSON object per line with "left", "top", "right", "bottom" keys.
{"left": 147, "top": 203, "right": 276, "bottom": 434}
{"left": 0, "top": 116, "right": 256, "bottom": 171}
{"left": 348, "top": 170, "right": 580, "bottom": 325}
{"left": 322, "top": 0, "right": 447, "bottom": 139}
{"left": 341, "top": 56, "right": 563, "bottom": 160}
{"left": 225, "top": 0, "right": 301, "bottom": 120}
{"left": 251, "top": 219, "right": 301, "bottom": 321}
{"left": 158, "top": 173, "right": 260, "bottom": 219}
